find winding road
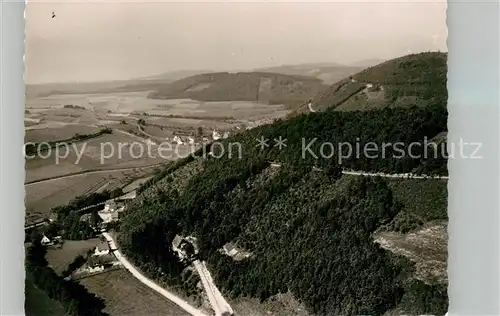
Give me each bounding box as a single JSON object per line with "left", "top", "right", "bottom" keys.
{"left": 340, "top": 170, "right": 449, "bottom": 180}
{"left": 102, "top": 232, "right": 209, "bottom": 316}
{"left": 307, "top": 102, "right": 316, "bottom": 113}
{"left": 274, "top": 162, "right": 449, "bottom": 180}
{"left": 193, "top": 260, "right": 233, "bottom": 316}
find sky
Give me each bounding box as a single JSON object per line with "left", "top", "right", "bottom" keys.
{"left": 25, "top": 0, "right": 447, "bottom": 84}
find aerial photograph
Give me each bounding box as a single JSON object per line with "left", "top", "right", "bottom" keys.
{"left": 24, "top": 1, "right": 449, "bottom": 315}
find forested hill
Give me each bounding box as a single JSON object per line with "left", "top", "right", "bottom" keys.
{"left": 117, "top": 100, "right": 449, "bottom": 315}
{"left": 147, "top": 72, "right": 328, "bottom": 109}
{"left": 292, "top": 52, "right": 447, "bottom": 115}
{"left": 208, "top": 103, "right": 448, "bottom": 176}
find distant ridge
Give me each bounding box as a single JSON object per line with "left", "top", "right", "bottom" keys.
{"left": 147, "top": 71, "right": 329, "bottom": 109}
{"left": 349, "top": 58, "right": 387, "bottom": 68}
{"left": 291, "top": 52, "right": 447, "bottom": 115}
{"left": 254, "top": 63, "right": 363, "bottom": 85}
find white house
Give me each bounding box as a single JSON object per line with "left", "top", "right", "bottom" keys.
{"left": 41, "top": 235, "right": 51, "bottom": 246}
{"left": 93, "top": 246, "right": 109, "bottom": 257}
{"left": 98, "top": 212, "right": 118, "bottom": 223}
{"left": 221, "top": 242, "right": 252, "bottom": 261}
{"left": 98, "top": 201, "right": 125, "bottom": 223}
{"left": 223, "top": 244, "right": 239, "bottom": 257}
{"left": 172, "top": 235, "right": 187, "bottom": 260}
{"left": 172, "top": 135, "right": 183, "bottom": 145}
{"left": 87, "top": 265, "right": 105, "bottom": 273}
{"left": 102, "top": 201, "right": 116, "bottom": 212}
{"left": 212, "top": 130, "right": 221, "bottom": 141}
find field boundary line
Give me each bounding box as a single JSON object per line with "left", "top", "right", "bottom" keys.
{"left": 25, "top": 163, "right": 165, "bottom": 186}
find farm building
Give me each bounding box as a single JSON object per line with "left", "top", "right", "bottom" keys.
{"left": 212, "top": 130, "right": 222, "bottom": 141}
{"left": 41, "top": 235, "right": 51, "bottom": 246}
{"left": 172, "top": 235, "right": 185, "bottom": 255}
{"left": 88, "top": 252, "right": 117, "bottom": 268}
{"left": 221, "top": 242, "right": 252, "bottom": 261}
{"left": 93, "top": 245, "right": 110, "bottom": 257}
{"left": 172, "top": 235, "right": 197, "bottom": 260}
{"left": 223, "top": 243, "right": 238, "bottom": 257}
{"left": 97, "top": 201, "right": 125, "bottom": 223}
{"left": 87, "top": 265, "right": 105, "bottom": 273}
{"left": 172, "top": 136, "right": 184, "bottom": 145}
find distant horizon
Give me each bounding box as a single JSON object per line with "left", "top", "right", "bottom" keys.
{"left": 26, "top": 50, "right": 449, "bottom": 86}
{"left": 26, "top": 58, "right": 371, "bottom": 85}
{"left": 25, "top": 1, "right": 447, "bottom": 84}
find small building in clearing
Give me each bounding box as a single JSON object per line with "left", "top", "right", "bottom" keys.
{"left": 97, "top": 201, "right": 125, "bottom": 224}
{"left": 93, "top": 246, "right": 110, "bottom": 257}
{"left": 41, "top": 235, "right": 51, "bottom": 246}
{"left": 220, "top": 242, "right": 252, "bottom": 261}
{"left": 223, "top": 243, "right": 238, "bottom": 257}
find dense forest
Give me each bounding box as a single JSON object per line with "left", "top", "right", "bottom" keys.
{"left": 117, "top": 97, "right": 449, "bottom": 315}
{"left": 117, "top": 53, "right": 448, "bottom": 315}
{"left": 197, "top": 103, "right": 448, "bottom": 176}
{"left": 119, "top": 159, "right": 448, "bottom": 315}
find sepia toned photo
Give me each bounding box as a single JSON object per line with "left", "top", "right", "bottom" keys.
{"left": 24, "top": 1, "right": 449, "bottom": 315}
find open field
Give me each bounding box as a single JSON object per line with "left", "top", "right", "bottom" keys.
{"left": 27, "top": 91, "right": 291, "bottom": 120}
{"left": 79, "top": 269, "right": 191, "bottom": 316}
{"left": 25, "top": 107, "right": 106, "bottom": 125}
{"left": 25, "top": 167, "right": 156, "bottom": 217}
{"left": 46, "top": 238, "right": 103, "bottom": 275}
{"left": 121, "top": 176, "right": 154, "bottom": 193}
{"left": 230, "top": 292, "right": 310, "bottom": 316}
{"left": 25, "top": 132, "right": 180, "bottom": 183}
{"left": 375, "top": 222, "right": 448, "bottom": 284}
{"left": 25, "top": 124, "right": 100, "bottom": 142}
{"left": 25, "top": 78, "right": 176, "bottom": 99}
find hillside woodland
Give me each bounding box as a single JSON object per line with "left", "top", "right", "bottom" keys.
{"left": 292, "top": 52, "right": 447, "bottom": 115}
{"left": 118, "top": 53, "right": 449, "bottom": 316}
{"left": 22, "top": 53, "right": 446, "bottom": 316}
{"left": 147, "top": 72, "right": 328, "bottom": 109}
{"left": 255, "top": 63, "right": 364, "bottom": 85}
{"left": 119, "top": 161, "right": 448, "bottom": 315}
